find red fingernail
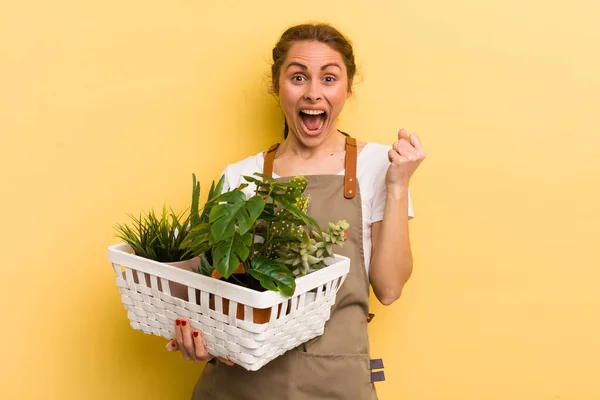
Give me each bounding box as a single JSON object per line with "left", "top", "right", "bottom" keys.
{"left": 175, "top": 319, "right": 180, "bottom": 326}
{"left": 181, "top": 320, "right": 187, "bottom": 327}
{"left": 193, "top": 331, "right": 199, "bottom": 338}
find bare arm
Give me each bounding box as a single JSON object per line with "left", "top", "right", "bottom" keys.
{"left": 368, "top": 129, "right": 425, "bottom": 306}
{"left": 369, "top": 186, "right": 412, "bottom": 305}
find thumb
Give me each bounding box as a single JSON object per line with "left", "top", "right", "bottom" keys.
{"left": 166, "top": 340, "right": 179, "bottom": 352}
{"left": 398, "top": 128, "right": 408, "bottom": 141}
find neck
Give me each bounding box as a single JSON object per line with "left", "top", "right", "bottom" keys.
{"left": 279, "top": 128, "right": 346, "bottom": 159}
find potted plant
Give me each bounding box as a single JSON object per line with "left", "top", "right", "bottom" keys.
{"left": 181, "top": 173, "right": 349, "bottom": 321}
{"left": 113, "top": 174, "right": 221, "bottom": 301}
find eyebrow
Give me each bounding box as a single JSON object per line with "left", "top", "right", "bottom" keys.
{"left": 286, "top": 62, "right": 342, "bottom": 71}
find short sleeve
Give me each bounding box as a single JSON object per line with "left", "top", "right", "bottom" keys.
{"left": 217, "top": 153, "right": 264, "bottom": 199}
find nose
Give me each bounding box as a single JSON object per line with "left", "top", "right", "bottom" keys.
{"left": 303, "top": 81, "right": 322, "bottom": 102}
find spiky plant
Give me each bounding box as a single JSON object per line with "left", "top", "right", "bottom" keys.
{"left": 114, "top": 174, "right": 224, "bottom": 264}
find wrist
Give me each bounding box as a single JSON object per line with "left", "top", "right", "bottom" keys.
{"left": 386, "top": 184, "right": 409, "bottom": 200}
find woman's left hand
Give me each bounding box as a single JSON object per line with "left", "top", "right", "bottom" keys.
{"left": 386, "top": 128, "right": 426, "bottom": 188}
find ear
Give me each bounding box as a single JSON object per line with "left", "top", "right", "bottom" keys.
{"left": 347, "top": 78, "right": 354, "bottom": 98}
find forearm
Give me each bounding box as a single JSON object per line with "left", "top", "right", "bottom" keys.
{"left": 369, "top": 185, "right": 413, "bottom": 305}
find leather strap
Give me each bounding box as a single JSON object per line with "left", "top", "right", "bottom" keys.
{"left": 262, "top": 137, "right": 357, "bottom": 200}
{"left": 263, "top": 143, "right": 279, "bottom": 180}
{"left": 344, "top": 136, "right": 357, "bottom": 199}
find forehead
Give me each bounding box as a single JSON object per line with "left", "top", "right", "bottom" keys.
{"left": 284, "top": 41, "right": 346, "bottom": 70}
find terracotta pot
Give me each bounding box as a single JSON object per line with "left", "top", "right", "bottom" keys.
{"left": 123, "top": 256, "right": 201, "bottom": 301}
{"left": 209, "top": 296, "right": 281, "bottom": 324}
{"left": 209, "top": 263, "right": 281, "bottom": 324}
{"left": 165, "top": 257, "right": 201, "bottom": 301}
{"left": 211, "top": 263, "right": 246, "bottom": 280}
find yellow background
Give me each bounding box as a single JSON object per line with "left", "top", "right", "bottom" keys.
{"left": 2, "top": 0, "right": 599, "bottom": 399}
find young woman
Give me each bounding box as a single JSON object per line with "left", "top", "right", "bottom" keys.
{"left": 168, "top": 23, "right": 425, "bottom": 399}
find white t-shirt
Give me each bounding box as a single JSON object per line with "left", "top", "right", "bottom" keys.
{"left": 220, "top": 142, "right": 414, "bottom": 274}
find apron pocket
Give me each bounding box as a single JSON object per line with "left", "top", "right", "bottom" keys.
{"left": 294, "top": 352, "right": 375, "bottom": 400}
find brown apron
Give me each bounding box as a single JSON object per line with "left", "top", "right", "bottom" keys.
{"left": 192, "top": 136, "right": 379, "bottom": 399}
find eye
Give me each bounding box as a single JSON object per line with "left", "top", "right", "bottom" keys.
{"left": 323, "top": 76, "right": 336, "bottom": 83}
{"left": 292, "top": 75, "right": 306, "bottom": 83}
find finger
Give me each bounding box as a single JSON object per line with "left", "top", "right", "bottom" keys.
{"left": 409, "top": 134, "right": 426, "bottom": 157}
{"left": 192, "top": 330, "right": 211, "bottom": 361}
{"left": 175, "top": 319, "right": 191, "bottom": 361}
{"left": 392, "top": 140, "right": 419, "bottom": 160}
{"left": 166, "top": 339, "right": 178, "bottom": 352}
{"left": 388, "top": 149, "right": 402, "bottom": 164}
{"left": 397, "top": 128, "right": 409, "bottom": 141}
{"left": 218, "top": 357, "right": 235, "bottom": 367}
{"left": 180, "top": 319, "right": 199, "bottom": 363}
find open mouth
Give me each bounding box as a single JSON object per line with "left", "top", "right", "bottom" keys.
{"left": 299, "top": 109, "right": 327, "bottom": 135}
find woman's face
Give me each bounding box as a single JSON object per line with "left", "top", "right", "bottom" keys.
{"left": 277, "top": 40, "right": 351, "bottom": 147}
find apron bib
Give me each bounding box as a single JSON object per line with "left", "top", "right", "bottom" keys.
{"left": 193, "top": 137, "right": 378, "bottom": 400}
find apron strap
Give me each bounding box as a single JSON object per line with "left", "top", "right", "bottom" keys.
{"left": 262, "top": 136, "right": 357, "bottom": 200}
{"left": 263, "top": 143, "right": 280, "bottom": 179}
{"left": 344, "top": 136, "right": 357, "bottom": 199}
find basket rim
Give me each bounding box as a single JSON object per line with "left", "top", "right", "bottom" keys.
{"left": 108, "top": 242, "right": 350, "bottom": 308}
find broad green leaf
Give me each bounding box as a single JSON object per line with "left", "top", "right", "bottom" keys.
{"left": 209, "top": 192, "right": 265, "bottom": 241}
{"left": 212, "top": 232, "right": 252, "bottom": 278}
{"left": 248, "top": 257, "right": 296, "bottom": 296}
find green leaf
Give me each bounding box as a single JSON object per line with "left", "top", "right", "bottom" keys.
{"left": 190, "top": 174, "right": 201, "bottom": 227}
{"left": 212, "top": 232, "right": 252, "bottom": 278}
{"left": 181, "top": 222, "right": 211, "bottom": 255}
{"left": 278, "top": 197, "right": 320, "bottom": 230}
{"left": 198, "top": 254, "right": 214, "bottom": 276}
{"left": 209, "top": 192, "right": 265, "bottom": 241}
{"left": 114, "top": 205, "right": 193, "bottom": 262}
{"left": 247, "top": 257, "right": 296, "bottom": 296}
{"left": 241, "top": 175, "right": 265, "bottom": 186}
{"left": 250, "top": 172, "right": 276, "bottom": 182}
{"left": 198, "top": 175, "right": 226, "bottom": 224}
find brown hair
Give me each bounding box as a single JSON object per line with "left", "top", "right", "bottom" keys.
{"left": 271, "top": 23, "right": 357, "bottom": 138}
{"left": 271, "top": 23, "right": 356, "bottom": 93}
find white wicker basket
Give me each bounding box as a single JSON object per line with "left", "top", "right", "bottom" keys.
{"left": 108, "top": 243, "right": 350, "bottom": 371}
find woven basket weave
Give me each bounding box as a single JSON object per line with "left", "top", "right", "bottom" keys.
{"left": 108, "top": 243, "right": 350, "bottom": 371}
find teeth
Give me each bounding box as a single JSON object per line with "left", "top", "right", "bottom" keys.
{"left": 300, "top": 109, "right": 325, "bottom": 115}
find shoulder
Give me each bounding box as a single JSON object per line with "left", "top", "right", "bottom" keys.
{"left": 358, "top": 141, "right": 391, "bottom": 157}
{"left": 222, "top": 152, "right": 263, "bottom": 177}
{"left": 221, "top": 152, "right": 264, "bottom": 191}
{"left": 357, "top": 142, "right": 391, "bottom": 174}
